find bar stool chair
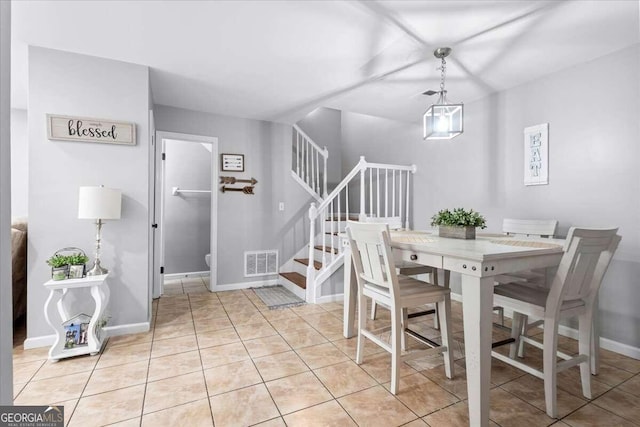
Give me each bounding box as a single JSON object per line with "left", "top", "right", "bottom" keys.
{"left": 493, "top": 218, "right": 559, "bottom": 353}
{"left": 492, "top": 227, "right": 620, "bottom": 418}
{"left": 346, "top": 221, "right": 454, "bottom": 394}
{"left": 363, "top": 216, "right": 442, "bottom": 328}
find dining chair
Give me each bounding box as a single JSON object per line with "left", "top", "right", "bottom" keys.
{"left": 491, "top": 227, "right": 620, "bottom": 418}
{"left": 363, "top": 216, "right": 441, "bottom": 326}
{"left": 346, "top": 221, "right": 454, "bottom": 394}
{"left": 495, "top": 218, "right": 559, "bottom": 284}
{"left": 493, "top": 218, "right": 559, "bottom": 352}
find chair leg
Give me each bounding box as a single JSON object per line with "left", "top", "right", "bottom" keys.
{"left": 390, "top": 303, "right": 402, "bottom": 395}
{"left": 579, "top": 309, "right": 593, "bottom": 400}
{"left": 517, "top": 314, "right": 529, "bottom": 358}
{"left": 401, "top": 307, "right": 408, "bottom": 351}
{"left": 432, "top": 271, "right": 440, "bottom": 330}
{"left": 543, "top": 317, "right": 559, "bottom": 418}
{"left": 370, "top": 301, "right": 378, "bottom": 320}
{"left": 356, "top": 294, "right": 368, "bottom": 365}
{"left": 509, "top": 312, "right": 524, "bottom": 359}
{"left": 591, "top": 297, "right": 600, "bottom": 375}
{"left": 438, "top": 296, "right": 454, "bottom": 379}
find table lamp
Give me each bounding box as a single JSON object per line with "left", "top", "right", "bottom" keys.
{"left": 78, "top": 186, "right": 122, "bottom": 276}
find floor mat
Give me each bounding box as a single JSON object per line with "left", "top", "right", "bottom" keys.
{"left": 253, "top": 285, "right": 306, "bottom": 310}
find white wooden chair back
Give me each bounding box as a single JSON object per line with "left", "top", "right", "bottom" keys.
{"left": 346, "top": 221, "right": 400, "bottom": 299}
{"left": 548, "top": 227, "right": 620, "bottom": 308}
{"left": 363, "top": 216, "right": 403, "bottom": 230}
{"left": 503, "top": 218, "right": 558, "bottom": 238}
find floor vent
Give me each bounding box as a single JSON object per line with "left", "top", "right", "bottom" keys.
{"left": 244, "top": 250, "right": 278, "bottom": 277}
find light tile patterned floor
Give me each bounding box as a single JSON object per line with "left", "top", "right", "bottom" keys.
{"left": 13, "top": 290, "right": 640, "bottom": 426}
{"left": 162, "top": 276, "right": 210, "bottom": 295}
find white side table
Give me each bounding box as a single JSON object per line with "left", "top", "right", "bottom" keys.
{"left": 44, "top": 273, "right": 110, "bottom": 361}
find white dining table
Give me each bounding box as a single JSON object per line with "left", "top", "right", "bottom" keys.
{"left": 342, "top": 231, "right": 564, "bottom": 427}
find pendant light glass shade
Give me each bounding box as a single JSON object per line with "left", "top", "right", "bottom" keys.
{"left": 423, "top": 103, "right": 464, "bottom": 140}
{"left": 423, "top": 47, "right": 464, "bottom": 140}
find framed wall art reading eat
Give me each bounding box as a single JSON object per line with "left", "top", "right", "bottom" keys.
{"left": 523, "top": 123, "right": 548, "bottom": 186}
{"left": 221, "top": 153, "right": 244, "bottom": 172}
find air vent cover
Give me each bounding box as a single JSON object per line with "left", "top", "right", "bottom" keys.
{"left": 244, "top": 250, "right": 278, "bottom": 277}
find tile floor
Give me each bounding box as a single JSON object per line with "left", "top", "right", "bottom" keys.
{"left": 162, "top": 276, "right": 210, "bottom": 295}
{"left": 12, "top": 290, "right": 640, "bottom": 426}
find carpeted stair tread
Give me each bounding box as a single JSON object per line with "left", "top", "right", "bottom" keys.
{"left": 294, "top": 258, "right": 322, "bottom": 270}
{"left": 279, "top": 272, "right": 306, "bottom": 289}
{"left": 314, "top": 245, "right": 338, "bottom": 254}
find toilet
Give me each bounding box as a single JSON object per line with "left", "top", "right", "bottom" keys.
{"left": 205, "top": 253, "right": 211, "bottom": 267}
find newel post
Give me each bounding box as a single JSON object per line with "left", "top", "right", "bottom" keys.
{"left": 407, "top": 164, "right": 417, "bottom": 229}
{"left": 306, "top": 202, "right": 318, "bottom": 303}
{"left": 323, "top": 146, "right": 329, "bottom": 198}
{"left": 359, "top": 156, "right": 367, "bottom": 221}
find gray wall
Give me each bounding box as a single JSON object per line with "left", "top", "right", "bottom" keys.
{"left": 154, "top": 105, "right": 315, "bottom": 285}
{"left": 27, "top": 47, "right": 151, "bottom": 339}
{"left": 296, "top": 107, "right": 342, "bottom": 187}
{"left": 10, "top": 108, "right": 27, "bottom": 218}
{"left": 0, "top": 0, "right": 13, "bottom": 404}
{"left": 164, "top": 139, "right": 211, "bottom": 274}
{"left": 341, "top": 44, "right": 640, "bottom": 348}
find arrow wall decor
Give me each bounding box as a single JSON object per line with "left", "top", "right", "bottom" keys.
{"left": 219, "top": 176, "right": 258, "bottom": 185}
{"left": 220, "top": 185, "right": 255, "bottom": 195}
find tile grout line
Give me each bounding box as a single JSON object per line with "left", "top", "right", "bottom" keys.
{"left": 232, "top": 289, "right": 287, "bottom": 422}
{"left": 188, "top": 292, "right": 218, "bottom": 426}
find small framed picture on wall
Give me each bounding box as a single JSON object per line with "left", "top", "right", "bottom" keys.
{"left": 221, "top": 153, "right": 244, "bottom": 172}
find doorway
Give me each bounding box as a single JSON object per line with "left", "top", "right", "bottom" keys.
{"left": 152, "top": 131, "right": 218, "bottom": 299}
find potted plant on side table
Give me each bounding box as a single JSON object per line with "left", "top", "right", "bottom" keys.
{"left": 47, "top": 254, "right": 69, "bottom": 280}
{"left": 67, "top": 252, "right": 89, "bottom": 279}
{"left": 431, "top": 207, "right": 487, "bottom": 240}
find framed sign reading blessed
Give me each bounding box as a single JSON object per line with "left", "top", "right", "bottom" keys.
{"left": 47, "top": 114, "right": 136, "bottom": 146}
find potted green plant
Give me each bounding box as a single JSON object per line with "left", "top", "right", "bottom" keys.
{"left": 46, "top": 254, "right": 70, "bottom": 280}
{"left": 67, "top": 252, "right": 89, "bottom": 279}
{"left": 431, "top": 208, "right": 487, "bottom": 239}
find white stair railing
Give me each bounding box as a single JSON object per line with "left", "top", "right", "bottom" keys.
{"left": 292, "top": 125, "right": 328, "bottom": 201}
{"left": 305, "top": 156, "right": 417, "bottom": 302}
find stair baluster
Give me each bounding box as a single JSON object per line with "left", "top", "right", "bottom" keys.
{"left": 285, "top": 127, "right": 417, "bottom": 303}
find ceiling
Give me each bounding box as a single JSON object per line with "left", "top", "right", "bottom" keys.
{"left": 11, "top": 0, "right": 640, "bottom": 124}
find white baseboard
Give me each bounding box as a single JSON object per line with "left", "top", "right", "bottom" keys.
{"left": 451, "top": 292, "right": 640, "bottom": 360}
{"left": 103, "top": 321, "right": 150, "bottom": 338}
{"left": 24, "top": 335, "right": 56, "bottom": 349}
{"left": 278, "top": 278, "right": 306, "bottom": 300}
{"left": 165, "top": 271, "right": 210, "bottom": 280}
{"left": 23, "top": 321, "right": 151, "bottom": 349}
{"left": 215, "top": 278, "right": 278, "bottom": 292}
{"left": 316, "top": 294, "right": 344, "bottom": 304}
{"left": 557, "top": 324, "right": 640, "bottom": 360}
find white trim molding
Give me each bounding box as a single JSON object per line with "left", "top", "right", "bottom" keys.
{"left": 164, "top": 271, "right": 210, "bottom": 280}
{"left": 216, "top": 278, "right": 279, "bottom": 292}
{"left": 316, "top": 294, "right": 344, "bottom": 304}
{"left": 24, "top": 321, "right": 151, "bottom": 349}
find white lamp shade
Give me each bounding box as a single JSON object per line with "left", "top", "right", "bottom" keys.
{"left": 78, "top": 186, "right": 122, "bottom": 220}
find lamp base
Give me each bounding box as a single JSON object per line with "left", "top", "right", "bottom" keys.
{"left": 86, "top": 259, "right": 108, "bottom": 276}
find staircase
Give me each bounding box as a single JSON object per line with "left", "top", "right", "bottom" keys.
{"left": 279, "top": 124, "right": 417, "bottom": 303}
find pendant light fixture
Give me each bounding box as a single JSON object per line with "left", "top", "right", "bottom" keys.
{"left": 423, "top": 47, "right": 464, "bottom": 140}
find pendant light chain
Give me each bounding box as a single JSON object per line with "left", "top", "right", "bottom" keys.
{"left": 439, "top": 57, "right": 447, "bottom": 104}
